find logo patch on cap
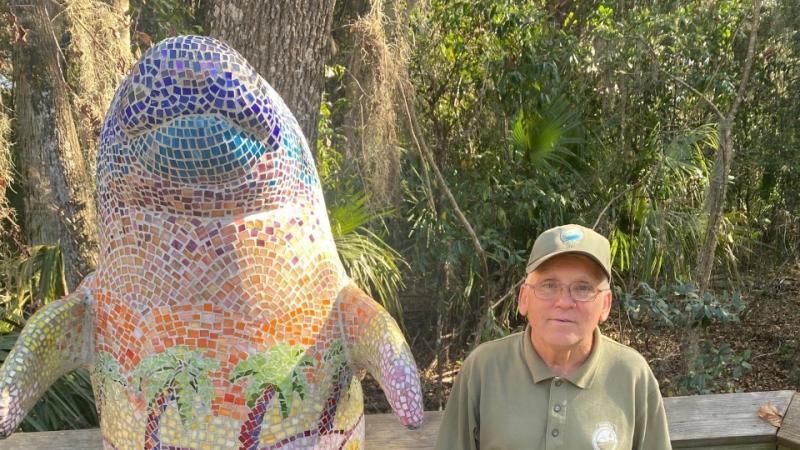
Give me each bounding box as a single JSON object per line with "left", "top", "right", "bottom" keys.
{"left": 560, "top": 228, "right": 583, "bottom": 244}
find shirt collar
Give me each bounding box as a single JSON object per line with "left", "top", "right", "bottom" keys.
{"left": 520, "top": 323, "right": 604, "bottom": 389}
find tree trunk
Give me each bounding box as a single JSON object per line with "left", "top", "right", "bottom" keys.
{"left": 144, "top": 390, "right": 175, "bottom": 450}
{"left": 694, "top": 122, "right": 733, "bottom": 294}
{"left": 687, "top": 0, "right": 760, "bottom": 376}
{"left": 12, "top": 0, "right": 100, "bottom": 290}
{"left": 317, "top": 367, "right": 349, "bottom": 435}
{"left": 238, "top": 385, "right": 275, "bottom": 450}
{"left": 203, "top": 0, "right": 337, "bottom": 158}
{"left": 694, "top": 0, "right": 760, "bottom": 296}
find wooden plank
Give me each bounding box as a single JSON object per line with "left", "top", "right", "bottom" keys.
{"left": 2, "top": 429, "right": 103, "bottom": 450}
{"left": 365, "top": 412, "right": 442, "bottom": 450}
{"left": 667, "top": 390, "right": 794, "bottom": 448}
{"left": 681, "top": 445, "right": 774, "bottom": 450}
{"left": 1, "top": 391, "right": 795, "bottom": 449}
{"left": 0, "top": 429, "right": 778, "bottom": 450}
{"left": 778, "top": 392, "right": 800, "bottom": 449}
{"left": 0, "top": 413, "right": 444, "bottom": 450}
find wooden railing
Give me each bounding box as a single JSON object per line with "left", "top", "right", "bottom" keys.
{"left": 3, "top": 390, "right": 799, "bottom": 449}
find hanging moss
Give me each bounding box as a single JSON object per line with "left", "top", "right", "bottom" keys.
{"left": 63, "top": 0, "right": 134, "bottom": 179}
{"left": 0, "top": 93, "right": 18, "bottom": 256}
{"left": 346, "top": 0, "right": 411, "bottom": 207}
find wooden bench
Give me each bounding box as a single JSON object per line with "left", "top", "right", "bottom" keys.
{"left": 4, "top": 390, "right": 799, "bottom": 449}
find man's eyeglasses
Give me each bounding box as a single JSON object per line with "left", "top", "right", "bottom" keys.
{"left": 524, "top": 281, "right": 608, "bottom": 302}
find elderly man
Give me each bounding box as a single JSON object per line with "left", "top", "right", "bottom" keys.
{"left": 435, "top": 224, "right": 671, "bottom": 449}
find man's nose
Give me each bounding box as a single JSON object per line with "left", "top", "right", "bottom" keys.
{"left": 552, "top": 286, "right": 575, "bottom": 307}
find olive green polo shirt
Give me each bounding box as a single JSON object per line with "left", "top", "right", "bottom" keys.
{"left": 435, "top": 326, "right": 671, "bottom": 449}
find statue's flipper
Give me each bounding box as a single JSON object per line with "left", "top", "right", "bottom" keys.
{"left": 336, "top": 283, "right": 424, "bottom": 429}
{"left": 0, "top": 275, "right": 95, "bottom": 437}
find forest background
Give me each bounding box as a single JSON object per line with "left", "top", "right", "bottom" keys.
{"left": 1, "top": 0, "right": 799, "bottom": 432}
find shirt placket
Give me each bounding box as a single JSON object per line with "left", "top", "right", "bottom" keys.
{"left": 546, "top": 376, "right": 567, "bottom": 449}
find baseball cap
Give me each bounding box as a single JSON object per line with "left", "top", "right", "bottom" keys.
{"left": 525, "top": 224, "right": 612, "bottom": 280}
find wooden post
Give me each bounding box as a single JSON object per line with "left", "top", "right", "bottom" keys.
{"left": 778, "top": 392, "right": 800, "bottom": 449}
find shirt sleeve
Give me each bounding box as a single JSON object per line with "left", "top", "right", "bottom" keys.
{"left": 434, "top": 355, "right": 480, "bottom": 450}
{"left": 634, "top": 370, "right": 672, "bottom": 450}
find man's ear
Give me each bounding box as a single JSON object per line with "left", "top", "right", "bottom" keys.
{"left": 599, "top": 289, "right": 612, "bottom": 323}
{"left": 518, "top": 285, "right": 528, "bottom": 317}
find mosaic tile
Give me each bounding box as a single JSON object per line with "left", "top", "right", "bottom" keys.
{"left": 0, "top": 35, "right": 424, "bottom": 449}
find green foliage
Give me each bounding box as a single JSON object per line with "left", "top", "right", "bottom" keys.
{"left": 0, "top": 245, "right": 67, "bottom": 332}
{"left": 95, "top": 351, "right": 128, "bottom": 403}
{"left": 623, "top": 282, "right": 750, "bottom": 394}
{"left": 230, "top": 343, "right": 315, "bottom": 418}
{"left": 510, "top": 93, "right": 585, "bottom": 173}
{"left": 405, "top": 0, "right": 598, "bottom": 342}
{"left": 674, "top": 342, "right": 752, "bottom": 395}
{"left": 316, "top": 89, "right": 348, "bottom": 188}
{"left": 399, "top": 0, "right": 800, "bottom": 345}
{"left": 623, "top": 282, "right": 745, "bottom": 329}
{"left": 318, "top": 87, "right": 408, "bottom": 325}
{"left": 18, "top": 367, "right": 97, "bottom": 432}
{"left": 322, "top": 339, "right": 346, "bottom": 366}
{"left": 130, "top": 0, "right": 203, "bottom": 48}
{"left": 389, "top": 2, "right": 800, "bottom": 398}
{"left": 329, "top": 194, "right": 407, "bottom": 326}
{"left": 608, "top": 123, "right": 718, "bottom": 285}
{"left": 132, "top": 346, "right": 219, "bottom": 425}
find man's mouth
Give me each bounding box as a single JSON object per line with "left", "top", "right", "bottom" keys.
{"left": 550, "top": 318, "right": 574, "bottom": 324}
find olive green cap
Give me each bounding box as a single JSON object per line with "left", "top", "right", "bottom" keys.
{"left": 525, "top": 224, "right": 612, "bottom": 280}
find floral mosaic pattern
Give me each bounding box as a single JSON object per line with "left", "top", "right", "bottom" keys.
{"left": 0, "top": 35, "right": 424, "bottom": 449}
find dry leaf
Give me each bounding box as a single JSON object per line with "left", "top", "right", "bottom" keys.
{"left": 13, "top": 24, "right": 25, "bottom": 43}
{"left": 135, "top": 32, "right": 153, "bottom": 49}
{"left": 757, "top": 402, "right": 783, "bottom": 427}
{"left": 7, "top": 12, "right": 26, "bottom": 44}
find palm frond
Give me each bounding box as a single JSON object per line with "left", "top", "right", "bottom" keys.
{"left": 0, "top": 244, "right": 67, "bottom": 333}
{"left": 329, "top": 193, "right": 407, "bottom": 327}
{"left": 510, "top": 92, "right": 586, "bottom": 175}
{"left": 231, "top": 343, "right": 315, "bottom": 416}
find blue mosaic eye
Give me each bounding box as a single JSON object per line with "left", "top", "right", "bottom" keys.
{"left": 126, "top": 115, "right": 274, "bottom": 184}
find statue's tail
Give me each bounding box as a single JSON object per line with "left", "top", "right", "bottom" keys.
{"left": 0, "top": 276, "right": 95, "bottom": 438}
{"left": 335, "top": 283, "right": 424, "bottom": 429}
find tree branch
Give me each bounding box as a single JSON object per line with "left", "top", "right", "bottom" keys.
{"left": 694, "top": 0, "right": 761, "bottom": 295}
{"left": 490, "top": 277, "right": 525, "bottom": 311}
{"left": 639, "top": 36, "right": 724, "bottom": 119}
{"left": 727, "top": 0, "right": 761, "bottom": 123}
{"left": 592, "top": 178, "right": 645, "bottom": 230}
{"left": 398, "top": 79, "right": 492, "bottom": 345}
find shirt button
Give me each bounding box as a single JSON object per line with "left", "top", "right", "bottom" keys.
{"left": 554, "top": 404, "right": 562, "bottom": 413}
{"left": 551, "top": 428, "right": 560, "bottom": 437}
{"left": 554, "top": 378, "right": 563, "bottom": 387}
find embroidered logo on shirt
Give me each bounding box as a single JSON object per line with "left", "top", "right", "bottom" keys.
{"left": 592, "top": 422, "right": 618, "bottom": 450}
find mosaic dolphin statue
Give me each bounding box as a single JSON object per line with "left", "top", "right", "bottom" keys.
{"left": 0, "top": 35, "right": 424, "bottom": 449}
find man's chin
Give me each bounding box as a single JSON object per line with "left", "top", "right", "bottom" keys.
{"left": 541, "top": 334, "right": 582, "bottom": 349}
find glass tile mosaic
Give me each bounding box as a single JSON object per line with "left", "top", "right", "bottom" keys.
{"left": 0, "top": 35, "right": 424, "bottom": 449}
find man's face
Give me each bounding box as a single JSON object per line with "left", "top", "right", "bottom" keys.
{"left": 518, "top": 253, "right": 612, "bottom": 352}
